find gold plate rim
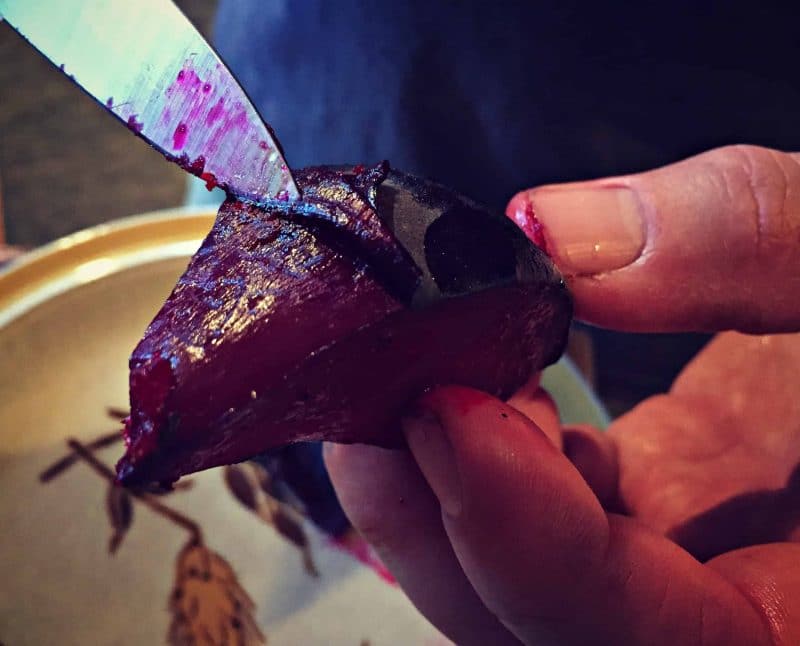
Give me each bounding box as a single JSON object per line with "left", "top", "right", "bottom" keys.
{"left": 0, "top": 207, "right": 215, "bottom": 327}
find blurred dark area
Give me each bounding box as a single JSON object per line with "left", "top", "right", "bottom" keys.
{"left": 588, "top": 328, "right": 711, "bottom": 417}
{"left": 1, "top": 0, "right": 798, "bottom": 417}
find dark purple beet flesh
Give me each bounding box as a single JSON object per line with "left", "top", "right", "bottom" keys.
{"left": 117, "top": 163, "right": 571, "bottom": 486}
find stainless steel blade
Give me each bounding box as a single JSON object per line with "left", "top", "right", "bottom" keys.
{"left": 0, "top": 0, "right": 299, "bottom": 202}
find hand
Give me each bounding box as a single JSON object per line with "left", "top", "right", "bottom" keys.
{"left": 324, "top": 145, "right": 800, "bottom": 645}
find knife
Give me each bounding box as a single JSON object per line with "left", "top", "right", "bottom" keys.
{"left": 0, "top": 0, "right": 300, "bottom": 204}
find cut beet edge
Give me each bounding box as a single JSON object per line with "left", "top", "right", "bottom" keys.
{"left": 117, "top": 164, "right": 571, "bottom": 486}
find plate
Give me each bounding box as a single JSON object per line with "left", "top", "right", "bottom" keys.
{"left": 0, "top": 209, "right": 607, "bottom": 645}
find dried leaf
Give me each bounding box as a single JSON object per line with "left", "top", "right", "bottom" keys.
{"left": 272, "top": 508, "right": 308, "bottom": 549}
{"left": 251, "top": 461, "right": 306, "bottom": 517}
{"left": 224, "top": 464, "right": 318, "bottom": 576}
{"left": 253, "top": 463, "right": 279, "bottom": 500}
{"left": 169, "top": 540, "right": 265, "bottom": 645}
{"left": 106, "top": 484, "right": 134, "bottom": 554}
{"left": 224, "top": 465, "right": 259, "bottom": 512}
{"left": 301, "top": 549, "right": 319, "bottom": 578}
{"left": 272, "top": 507, "right": 318, "bottom": 577}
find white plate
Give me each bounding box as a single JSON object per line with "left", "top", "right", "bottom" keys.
{"left": 0, "top": 209, "right": 607, "bottom": 645}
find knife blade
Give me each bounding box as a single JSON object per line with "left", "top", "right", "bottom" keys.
{"left": 0, "top": 0, "right": 300, "bottom": 203}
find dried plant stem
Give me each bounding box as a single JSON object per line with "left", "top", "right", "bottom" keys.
{"left": 67, "top": 439, "right": 203, "bottom": 544}
{"left": 105, "top": 406, "right": 130, "bottom": 420}
{"left": 40, "top": 431, "right": 123, "bottom": 482}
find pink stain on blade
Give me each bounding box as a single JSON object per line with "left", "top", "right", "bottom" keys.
{"left": 230, "top": 109, "right": 250, "bottom": 132}
{"left": 153, "top": 58, "right": 282, "bottom": 197}
{"left": 126, "top": 115, "right": 143, "bottom": 133}
{"left": 203, "top": 107, "right": 251, "bottom": 158}
{"left": 201, "top": 172, "right": 218, "bottom": 191}
{"left": 164, "top": 66, "right": 205, "bottom": 109}
{"left": 172, "top": 122, "right": 189, "bottom": 150}
{"left": 170, "top": 68, "right": 202, "bottom": 96}
{"left": 169, "top": 153, "right": 206, "bottom": 175}
{"left": 205, "top": 98, "right": 226, "bottom": 126}
{"left": 177, "top": 68, "right": 202, "bottom": 88}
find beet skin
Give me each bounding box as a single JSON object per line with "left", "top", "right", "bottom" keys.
{"left": 118, "top": 163, "right": 571, "bottom": 486}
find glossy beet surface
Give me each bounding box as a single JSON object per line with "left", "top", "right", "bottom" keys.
{"left": 117, "top": 164, "right": 571, "bottom": 486}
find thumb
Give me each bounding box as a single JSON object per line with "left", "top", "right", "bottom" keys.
{"left": 405, "top": 386, "right": 771, "bottom": 645}
{"left": 508, "top": 145, "right": 800, "bottom": 333}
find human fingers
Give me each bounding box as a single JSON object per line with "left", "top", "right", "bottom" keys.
{"left": 708, "top": 543, "right": 800, "bottom": 644}
{"left": 561, "top": 424, "right": 618, "bottom": 508}
{"left": 507, "top": 378, "right": 617, "bottom": 505}
{"left": 324, "top": 442, "right": 520, "bottom": 645}
{"left": 608, "top": 331, "right": 800, "bottom": 558}
{"left": 405, "top": 386, "right": 771, "bottom": 645}
{"left": 507, "top": 374, "right": 561, "bottom": 449}
{"left": 508, "top": 146, "right": 800, "bottom": 332}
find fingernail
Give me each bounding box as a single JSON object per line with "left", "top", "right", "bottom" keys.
{"left": 402, "top": 410, "right": 463, "bottom": 518}
{"left": 520, "top": 185, "right": 645, "bottom": 275}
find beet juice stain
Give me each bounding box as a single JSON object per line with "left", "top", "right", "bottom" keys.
{"left": 163, "top": 62, "right": 270, "bottom": 166}
{"left": 173, "top": 122, "right": 189, "bottom": 150}
{"left": 58, "top": 63, "right": 76, "bottom": 81}
{"left": 511, "top": 202, "right": 549, "bottom": 254}
{"left": 165, "top": 151, "right": 219, "bottom": 191}
{"left": 127, "top": 115, "right": 144, "bottom": 134}
{"left": 106, "top": 59, "right": 280, "bottom": 199}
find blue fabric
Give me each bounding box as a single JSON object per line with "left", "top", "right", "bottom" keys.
{"left": 214, "top": 1, "right": 800, "bottom": 210}
{"left": 209, "top": 2, "right": 799, "bottom": 532}
{"left": 255, "top": 443, "right": 351, "bottom": 537}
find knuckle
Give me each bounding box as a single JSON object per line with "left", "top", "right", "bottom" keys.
{"left": 718, "top": 145, "right": 800, "bottom": 248}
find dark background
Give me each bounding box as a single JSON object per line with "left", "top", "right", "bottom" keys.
{"left": 2, "top": 1, "right": 797, "bottom": 416}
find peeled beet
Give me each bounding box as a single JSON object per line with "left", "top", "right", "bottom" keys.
{"left": 117, "top": 163, "right": 571, "bottom": 486}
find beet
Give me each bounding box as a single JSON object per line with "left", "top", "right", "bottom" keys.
{"left": 117, "top": 163, "right": 571, "bottom": 486}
